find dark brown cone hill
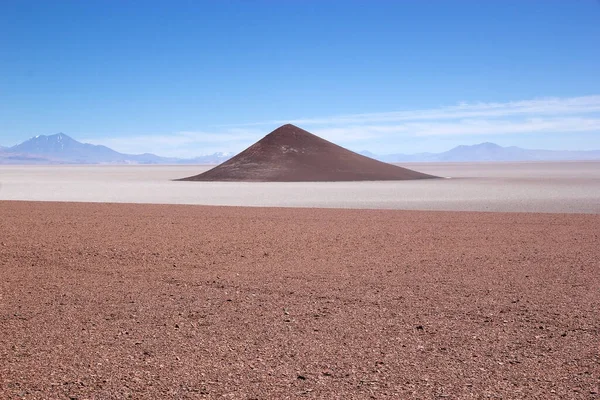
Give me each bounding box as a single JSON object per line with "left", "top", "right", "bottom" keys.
{"left": 178, "top": 124, "right": 438, "bottom": 181}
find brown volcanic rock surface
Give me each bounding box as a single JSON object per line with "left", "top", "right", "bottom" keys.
{"left": 1, "top": 201, "right": 600, "bottom": 399}
{"left": 179, "top": 124, "right": 437, "bottom": 181}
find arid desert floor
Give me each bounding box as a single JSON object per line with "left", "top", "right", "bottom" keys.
{"left": 1, "top": 202, "right": 599, "bottom": 399}
{"left": 1, "top": 162, "right": 599, "bottom": 399}
{"left": 1, "top": 161, "right": 599, "bottom": 213}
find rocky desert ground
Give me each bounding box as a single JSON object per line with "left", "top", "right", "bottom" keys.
{"left": 1, "top": 200, "right": 599, "bottom": 399}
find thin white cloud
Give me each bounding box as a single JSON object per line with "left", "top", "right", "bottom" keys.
{"left": 84, "top": 95, "right": 600, "bottom": 157}
{"left": 229, "top": 95, "right": 600, "bottom": 126}
{"left": 311, "top": 117, "right": 600, "bottom": 141}
{"left": 84, "top": 128, "right": 263, "bottom": 158}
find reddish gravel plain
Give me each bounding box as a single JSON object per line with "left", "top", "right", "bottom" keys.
{"left": 1, "top": 201, "right": 599, "bottom": 399}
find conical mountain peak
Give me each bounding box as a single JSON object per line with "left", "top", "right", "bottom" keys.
{"left": 273, "top": 123, "right": 298, "bottom": 131}
{"left": 262, "top": 124, "right": 307, "bottom": 139}
{"left": 179, "top": 124, "right": 438, "bottom": 182}
{"left": 255, "top": 124, "right": 328, "bottom": 148}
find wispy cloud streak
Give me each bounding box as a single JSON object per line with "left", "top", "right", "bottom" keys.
{"left": 84, "top": 128, "right": 264, "bottom": 158}
{"left": 230, "top": 95, "right": 600, "bottom": 126}
{"left": 86, "top": 95, "right": 600, "bottom": 157}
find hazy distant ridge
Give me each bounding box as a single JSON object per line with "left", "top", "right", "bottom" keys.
{"left": 1, "top": 133, "right": 232, "bottom": 165}
{"left": 2, "top": 134, "right": 599, "bottom": 164}
{"left": 361, "top": 142, "right": 600, "bottom": 162}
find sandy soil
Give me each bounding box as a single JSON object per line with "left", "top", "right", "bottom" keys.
{"left": 1, "top": 201, "right": 598, "bottom": 399}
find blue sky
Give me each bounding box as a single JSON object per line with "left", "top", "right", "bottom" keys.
{"left": 1, "top": 1, "right": 599, "bottom": 156}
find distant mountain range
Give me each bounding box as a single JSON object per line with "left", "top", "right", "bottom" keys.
{"left": 0, "top": 133, "right": 232, "bottom": 165}
{"left": 1, "top": 133, "right": 599, "bottom": 165}
{"left": 360, "top": 142, "right": 600, "bottom": 163}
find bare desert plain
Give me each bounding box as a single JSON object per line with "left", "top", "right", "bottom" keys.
{"left": 1, "top": 161, "right": 599, "bottom": 213}
{"left": 1, "top": 162, "right": 599, "bottom": 399}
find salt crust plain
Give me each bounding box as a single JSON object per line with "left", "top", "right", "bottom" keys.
{"left": 1, "top": 161, "right": 599, "bottom": 213}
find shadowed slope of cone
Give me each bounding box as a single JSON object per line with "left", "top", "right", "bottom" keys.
{"left": 178, "top": 124, "right": 439, "bottom": 182}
